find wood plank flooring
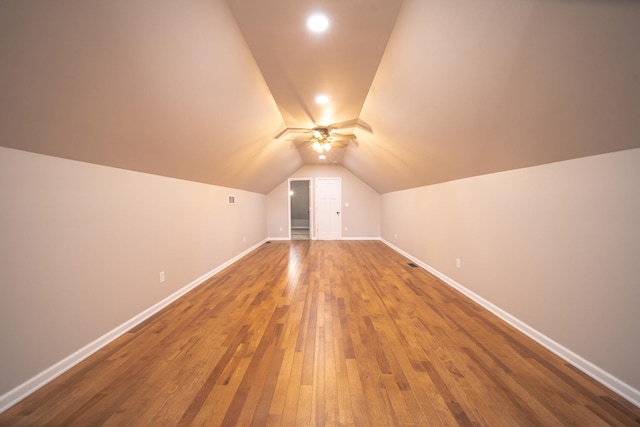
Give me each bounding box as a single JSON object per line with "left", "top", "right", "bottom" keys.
{"left": 1, "top": 240, "right": 639, "bottom": 426}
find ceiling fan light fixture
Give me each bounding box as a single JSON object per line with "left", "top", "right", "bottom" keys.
{"left": 319, "top": 154, "right": 326, "bottom": 160}
{"left": 315, "top": 94, "right": 329, "bottom": 104}
{"left": 312, "top": 141, "right": 323, "bottom": 153}
{"left": 307, "top": 14, "right": 329, "bottom": 33}
{"left": 323, "top": 142, "right": 331, "bottom": 151}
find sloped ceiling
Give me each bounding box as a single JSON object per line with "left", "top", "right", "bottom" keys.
{"left": 227, "top": 0, "right": 402, "bottom": 166}
{"left": 348, "top": 0, "right": 640, "bottom": 193}
{"left": 1, "top": 0, "right": 639, "bottom": 194}
{"left": 0, "top": 0, "right": 301, "bottom": 194}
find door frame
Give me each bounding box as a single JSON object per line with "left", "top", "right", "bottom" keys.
{"left": 288, "top": 178, "right": 313, "bottom": 240}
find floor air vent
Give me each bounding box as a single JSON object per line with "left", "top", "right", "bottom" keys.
{"left": 407, "top": 262, "right": 418, "bottom": 268}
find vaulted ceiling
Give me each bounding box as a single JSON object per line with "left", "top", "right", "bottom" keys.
{"left": 1, "top": 0, "right": 639, "bottom": 194}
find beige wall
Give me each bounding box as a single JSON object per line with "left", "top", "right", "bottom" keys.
{"left": 381, "top": 148, "right": 640, "bottom": 393}
{"left": 4, "top": 146, "right": 637, "bottom": 400}
{"left": 0, "top": 147, "right": 267, "bottom": 396}
{"left": 267, "top": 165, "right": 381, "bottom": 239}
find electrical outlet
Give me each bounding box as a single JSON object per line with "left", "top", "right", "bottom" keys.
{"left": 279, "top": 227, "right": 283, "bottom": 232}
{"left": 394, "top": 233, "right": 398, "bottom": 239}
{"left": 243, "top": 236, "right": 246, "bottom": 243}
{"left": 344, "top": 226, "right": 348, "bottom": 231}
{"left": 456, "top": 258, "right": 461, "bottom": 268}
{"left": 159, "top": 271, "right": 165, "bottom": 283}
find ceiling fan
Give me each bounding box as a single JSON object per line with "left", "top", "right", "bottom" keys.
{"left": 274, "top": 119, "right": 369, "bottom": 156}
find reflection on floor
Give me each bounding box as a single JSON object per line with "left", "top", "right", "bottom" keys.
{"left": 291, "top": 227, "right": 310, "bottom": 240}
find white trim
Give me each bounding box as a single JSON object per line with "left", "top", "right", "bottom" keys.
{"left": 5, "top": 238, "right": 637, "bottom": 413}
{"left": 269, "top": 236, "right": 381, "bottom": 241}
{"left": 340, "top": 237, "right": 381, "bottom": 241}
{"left": 0, "top": 239, "right": 267, "bottom": 414}
{"left": 381, "top": 239, "right": 640, "bottom": 408}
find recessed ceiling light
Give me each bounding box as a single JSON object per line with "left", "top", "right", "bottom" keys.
{"left": 315, "top": 94, "right": 329, "bottom": 104}
{"left": 307, "top": 14, "right": 329, "bottom": 33}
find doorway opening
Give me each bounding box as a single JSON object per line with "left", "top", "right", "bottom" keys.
{"left": 289, "top": 179, "right": 312, "bottom": 240}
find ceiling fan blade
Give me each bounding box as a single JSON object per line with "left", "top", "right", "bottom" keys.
{"left": 328, "top": 118, "right": 373, "bottom": 133}
{"left": 329, "top": 133, "right": 357, "bottom": 141}
{"left": 292, "top": 134, "right": 314, "bottom": 142}
{"left": 273, "top": 127, "right": 311, "bottom": 139}
{"left": 331, "top": 141, "right": 349, "bottom": 148}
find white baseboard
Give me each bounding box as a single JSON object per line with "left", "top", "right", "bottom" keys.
{"left": 268, "top": 237, "right": 382, "bottom": 241}
{"left": 6, "top": 239, "right": 635, "bottom": 414}
{"left": 340, "top": 237, "right": 382, "bottom": 241}
{"left": 381, "top": 239, "right": 640, "bottom": 408}
{"left": 0, "top": 239, "right": 267, "bottom": 414}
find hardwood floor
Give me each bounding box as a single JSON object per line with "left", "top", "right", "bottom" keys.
{"left": 1, "top": 241, "right": 638, "bottom": 426}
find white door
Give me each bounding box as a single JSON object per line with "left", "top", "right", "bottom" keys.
{"left": 316, "top": 178, "right": 341, "bottom": 240}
